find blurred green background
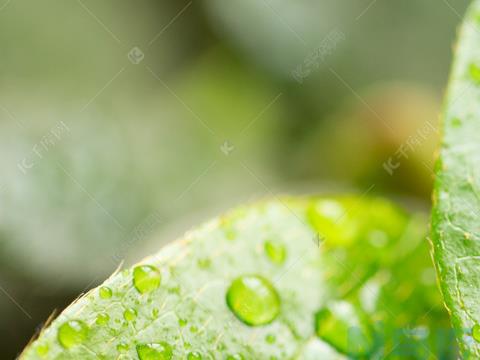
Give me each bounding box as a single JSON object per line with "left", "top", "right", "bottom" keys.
{"left": 0, "top": 0, "right": 470, "bottom": 357}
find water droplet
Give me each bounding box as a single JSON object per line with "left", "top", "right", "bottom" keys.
{"left": 133, "top": 265, "right": 161, "bottom": 294}
{"left": 307, "top": 199, "right": 358, "bottom": 246}
{"left": 226, "top": 355, "right": 244, "bottom": 360}
{"left": 264, "top": 240, "right": 286, "bottom": 264}
{"left": 136, "top": 342, "right": 173, "bottom": 360}
{"left": 226, "top": 275, "right": 280, "bottom": 326}
{"left": 265, "top": 334, "right": 276, "bottom": 344}
{"left": 57, "top": 320, "right": 89, "bottom": 349}
{"left": 96, "top": 313, "right": 110, "bottom": 325}
{"left": 178, "top": 318, "right": 187, "bottom": 327}
{"left": 117, "top": 342, "right": 129, "bottom": 352}
{"left": 99, "top": 286, "right": 113, "bottom": 299}
{"left": 36, "top": 343, "right": 49, "bottom": 357}
{"left": 470, "top": 63, "right": 480, "bottom": 84}
{"left": 189, "top": 325, "right": 198, "bottom": 333}
{"left": 451, "top": 118, "right": 462, "bottom": 128}
{"left": 197, "top": 258, "right": 211, "bottom": 269}
{"left": 187, "top": 351, "right": 203, "bottom": 360}
{"left": 473, "top": 324, "right": 480, "bottom": 342}
{"left": 152, "top": 308, "right": 159, "bottom": 318}
{"left": 315, "top": 301, "right": 373, "bottom": 357}
{"left": 124, "top": 308, "right": 137, "bottom": 322}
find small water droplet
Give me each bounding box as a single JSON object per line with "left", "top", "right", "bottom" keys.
{"left": 189, "top": 325, "right": 198, "bottom": 333}
{"left": 226, "top": 355, "right": 244, "bottom": 360}
{"left": 451, "top": 118, "right": 462, "bottom": 128}
{"left": 197, "top": 258, "right": 211, "bottom": 269}
{"left": 226, "top": 275, "right": 280, "bottom": 326}
{"left": 152, "top": 308, "right": 159, "bottom": 318}
{"left": 124, "top": 308, "right": 137, "bottom": 322}
{"left": 265, "top": 334, "right": 276, "bottom": 344}
{"left": 99, "top": 286, "right": 113, "bottom": 299}
{"left": 178, "top": 318, "right": 187, "bottom": 327}
{"left": 35, "top": 343, "right": 49, "bottom": 357}
{"left": 96, "top": 313, "right": 110, "bottom": 325}
{"left": 117, "top": 342, "right": 129, "bottom": 352}
{"left": 468, "top": 63, "right": 480, "bottom": 83}
{"left": 136, "top": 342, "right": 173, "bottom": 360}
{"left": 472, "top": 324, "right": 480, "bottom": 342}
{"left": 133, "top": 265, "right": 161, "bottom": 294}
{"left": 264, "top": 240, "right": 286, "bottom": 264}
{"left": 187, "top": 351, "right": 203, "bottom": 360}
{"left": 470, "top": 63, "right": 480, "bottom": 84}
{"left": 57, "top": 320, "right": 89, "bottom": 349}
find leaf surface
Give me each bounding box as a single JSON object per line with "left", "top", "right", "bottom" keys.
{"left": 22, "top": 197, "right": 451, "bottom": 359}
{"left": 431, "top": 1, "right": 480, "bottom": 356}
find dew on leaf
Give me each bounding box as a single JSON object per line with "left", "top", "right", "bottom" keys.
{"left": 99, "top": 286, "right": 113, "bottom": 299}
{"left": 266, "top": 334, "right": 276, "bottom": 344}
{"left": 117, "top": 342, "right": 129, "bottom": 352}
{"left": 264, "top": 240, "right": 286, "bottom": 264}
{"left": 133, "top": 265, "right": 161, "bottom": 294}
{"left": 472, "top": 324, "right": 480, "bottom": 342}
{"left": 57, "top": 320, "right": 89, "bottom": 349}
{"left": 226, "top": 354, "right": 244, "bottom": 360}
{"left": 96, "top": 313, "right": 110, "bottom": 325}
{"left": 124, "top": 308, "right": 137, "bottom": 322}
{"left": 469, "top": 63, "right": 480, "bottom": 84}
{"left": 136, "top": 342, "right": 173, "bottom": 360}
{"left": 197, "top": 258, "right": 211, "bottom": 269}
{"left": 189, "top": 325, "right": 198, "bottom": 333}
{"left": 315, "top": 301, "right": 373, "bottom": 357}
{"left": 226, "top": 274, "right": 280, "bottom": 326}
{"left": 451, "top": 117, "right": 462, "bottom": 128}
{"left": 35, "top": 343, "right": 49, "bottom": 357}
{"left": 178, "top": 318, "right": 187, "bottom": 327}
{"left": 187, "top": 351, "right": 203, "bottom": 359}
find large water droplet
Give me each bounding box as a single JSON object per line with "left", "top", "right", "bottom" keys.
{"left": 473, "top": 324, "right": 480, "bottom": 342}
{"left": 226, "top": 275, "right": 280, "bottom": 326}
{"left": 315, "top": 301, "right": 373, "bottom": 357}
{"left": 136, "top": 342, "right": 173, "bottom": 360}
{"left": 57, "top": 320, "right": 89, "bottom": 349}
{"left": 264, "top": 240, "right": 286, "bottom": 264}
{"left": 99, "top": 286, "right": 113, "bottom": 299}
{"left": 124, "top": 308, "right": 137, "bottom": 322}
{"left": 133, "top": 265, "right": 161, "bottom": 294}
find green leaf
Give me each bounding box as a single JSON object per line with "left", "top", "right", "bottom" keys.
{"left": 22, "top": 197, "right": 451, "bottom": 359}
{"left": 431, "top": 1, "right": 480, "bottom": 356}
